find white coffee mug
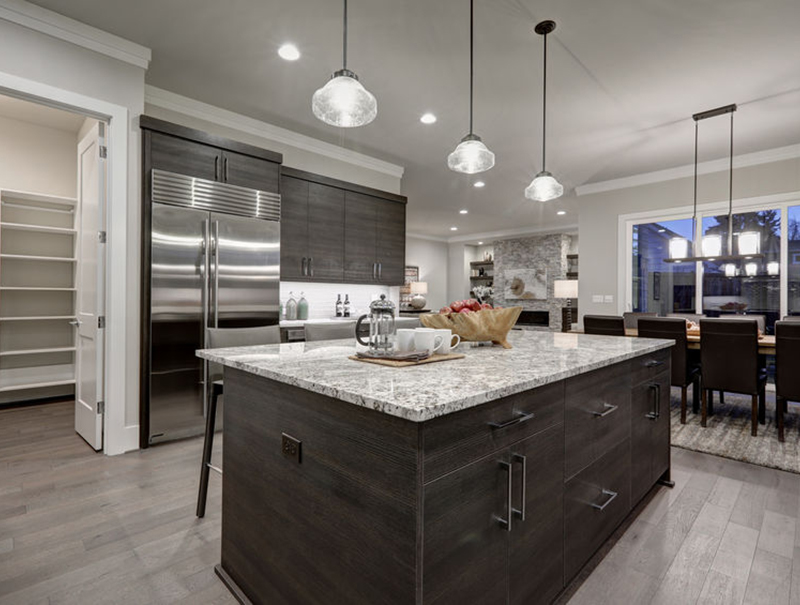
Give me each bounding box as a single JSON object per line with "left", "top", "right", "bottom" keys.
{"left": 396, "top": 329, "right": 416, "bottom": 353}
{"left": 414, "top": 328, "right": 443, "bottom": 355}
{"left": 433, "top": 329, "right": 461, "bottom": 354}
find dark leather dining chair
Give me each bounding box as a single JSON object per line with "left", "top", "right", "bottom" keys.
{"left": 699, "top": 319, "right": 766, "bottom": 436}
{"left": 638, "top": 318, "right": 701, "bottom": 424}
{"left": 776, "top": 321, "right": 800, "bottom": 442}
{"left": 782, "top": 315, "right": 800, "bottom": 321}
{"left": 583, "top": 315, "right": 626, "bottom": 337}
{"left": 623, "top": 312, "right": 657, "bottom": 330}
{"left": 197, "top": 325, "right": 281, "bottom": 517}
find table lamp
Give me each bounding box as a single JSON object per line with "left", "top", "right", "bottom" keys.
{"left": 554, "top": 280, "right": 579, "bottom": 331}
{"left": 409, "top": 282, "right": 428, "bottom": 310}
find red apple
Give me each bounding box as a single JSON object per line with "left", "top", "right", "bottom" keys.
{"left": 467, "top": 299, "right": 482, "bottom": 312}
{"left": 439, "top": 306, "right": 454, "bottom": 315}
{"left": 480, "top": 303, "right": 493, "bottom": 310}
{"left": 458, "top": 307, "right": 473, "bottom": 314}
{"left": 450, "top": 300, "right": 466, "bottom": 313}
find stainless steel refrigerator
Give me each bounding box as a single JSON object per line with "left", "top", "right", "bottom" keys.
{"left": 147, "top": 169, "right": 280, "bottom": 444}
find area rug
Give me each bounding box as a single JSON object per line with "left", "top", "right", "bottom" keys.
{"left": 670, "top": 388, "right": 800, "bottom": 474}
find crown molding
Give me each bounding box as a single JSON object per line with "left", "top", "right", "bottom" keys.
{"left": 0, "top": 0, "right": 151, "bottom": 69}
{"left": 446, "top": 223, "right": 578, "bottom": 244}
{"left": 406, "top": 232, "right": 449, "bottom": 242}
{"left": 145, "top": 86, "right": 405, "bottom": 180}
{"left": 575, "top": 142, "right": 800, "bottom": 197}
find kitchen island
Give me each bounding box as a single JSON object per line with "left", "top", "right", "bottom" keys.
{"left": 197, "top": 330, "right": 673, "bottom": 605}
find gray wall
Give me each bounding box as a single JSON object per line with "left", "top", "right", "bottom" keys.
{"left": 406, "top": 236, "right": 449, "bottom": 310}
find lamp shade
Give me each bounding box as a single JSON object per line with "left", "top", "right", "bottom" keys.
{"left": 738, "top": 231, "right": 761, "bottom": 256}
{"left": 312, "top": 70, "right": 377, "bottom": 128}
{"left": 409, "top": 281, "right": 428, "bottom": 295}
{"left": 701, "top": 234, "right": 722, "bottom": 257}
{"left": 447, "top": 134, "right": 495, "bottom": 174}
{"left": 669, "top": 237, "right": 689, "bottom": 260}
{"left": 767, "top": 261, "right": 780, "bottom": 276}
{"left": 525, "top": 171, "right": 564, "bottom": 202}
{"left": 553, "top": 279, "right": 578, "bottom": 299}
{"left": 744, "top": 262, "right": 758, "bottom": 277}
{"left": 724, "top": 263, "right": 737, "bottom": 277}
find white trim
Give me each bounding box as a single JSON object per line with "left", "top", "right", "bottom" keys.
{"left": 0, "top": 0, "right": 151, "bottom": 69}
{"left": 446, "top": 223, "right": 578, "bottom": 244}
{"left": 576, "top": 143, "right": 800, "bottom": 197}
{"left": 406, "top": 232, "right": 448, "bottom": 243}
{"left": 145, "top": 86, "right": 405, "bottom": 180}
{"left": 0, "top": 70, "right": 131, "bottom": 455}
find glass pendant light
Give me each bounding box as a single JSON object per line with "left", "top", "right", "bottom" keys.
{"left": 312, "top": 0, "right": 377, "bottom": 128}
{"left": 669, "top": 237, "right": 689, "bottom": 261}
{"left": 525, "top": 20, "right": 563, "bottom": 202}
{"left": 701, "top": 234, "right": 722, "bottom": 258}
{"left": 724, "top": 263, "right": 737, "bottom": 277}
{"left": 447, "top": 0, "right": 495, "bottom": 174}
{"left": 767, "top": 261, "right": 780, "bottom": 276}
{"left": 738, "top": 231, "right": 761, "bottom": 256}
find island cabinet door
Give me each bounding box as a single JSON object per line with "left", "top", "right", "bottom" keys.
{"left": 508, "top": 424, "right": 565, "bottom": 605}
{"left": 630, "top": 370, "right": 671, "bottom": 505}
{"left": 423, "top": 453, "right": 509, "bottom": 605}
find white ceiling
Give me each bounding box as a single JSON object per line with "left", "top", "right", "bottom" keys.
{"left": 0, "top": 93, "right": 85, "bottom": 133}
{"left": 28, "top": 0, "right": 800, "bottom": 240}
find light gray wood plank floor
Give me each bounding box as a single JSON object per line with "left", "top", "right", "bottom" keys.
{"left": 3, "top": 401, "right": 800, "bottom": 604}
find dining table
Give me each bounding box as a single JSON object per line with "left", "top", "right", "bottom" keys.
{"left": 571, "top": 327, "right": 776, "bottom": 355}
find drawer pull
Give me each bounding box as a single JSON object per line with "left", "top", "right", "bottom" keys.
{"left": 646, "top": 383, "right": 661, "bottom": 420}
{"left": 592, "top": 403, "right": 618, "bottom": 418}
{"left": 512, "top": 453, "right": 527, "bottom": 521}
{"left": 497, "top": 461, "right": 512, "bottom": 531}
{"left": 489, "top": 411, "right": 535, "bottom": 430}
{"left": 590, "top": 488, "right": 618, "bottom": 511}
{"left": 645, "top": 359, "right": 665, "bottom": 368}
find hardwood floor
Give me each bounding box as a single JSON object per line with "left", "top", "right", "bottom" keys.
{"left": 2, "top": 400, "right": 799, "bottom": 604}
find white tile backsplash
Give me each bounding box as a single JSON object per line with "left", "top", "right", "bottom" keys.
{"left": 280, "top": 282, "right": 400, "bottom": 320}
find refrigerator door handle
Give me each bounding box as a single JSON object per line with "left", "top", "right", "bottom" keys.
{"left": 212, "top": 220, "right": 220, "bottom": 327}
{"left": 202, "top": 218, "right": 210, "bottom": 330}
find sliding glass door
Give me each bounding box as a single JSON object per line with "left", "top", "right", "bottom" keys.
{"left": 790, "top": 206, "right": 800, "bottom": 317}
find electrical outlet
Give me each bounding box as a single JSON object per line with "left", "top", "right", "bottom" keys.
{"left": 592, "top": 294, "right": 603, "bottom": 303}
{"left": 604, "top": 295, "right": 614, "bottom": 303}
{"left": 281, "top": 433, "right": 301, "bottom": 463}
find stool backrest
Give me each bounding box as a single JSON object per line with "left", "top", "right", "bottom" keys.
{"left": 637, "top": 317, "right": 688, "bottom": 387}
{"left": 776, "top": 321, "right": 800, "bottom": 401}
{"left": 583, "top": 315, "right": 626, "bottom": 337}
{"left": 699, "top": 318, "right": 759, "bottom": 394}
{"left": 304, "top": 321, "right": 357, "bottom": 342}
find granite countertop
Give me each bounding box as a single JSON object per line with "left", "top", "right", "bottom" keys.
{"left": 197, "top": 331, "right": 673, "bottom": 422}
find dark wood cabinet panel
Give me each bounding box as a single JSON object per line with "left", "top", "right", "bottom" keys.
{"left": 423, "top": 452, "right": 509, "bottom": 605}
{"left": 375, "top": 198, "right": 406, "bottom": 285}
{"left": 279, "top": 175, "right": 309, "bottom": 281}
{"left": 307, "top": 183, "right": 344, "bottom": 282}
{"left": 344, "top": 191, "right": 378, "bottom": 283}
{"left": 222, "top": 149, "right": 280, "bottom": 192}
{"left": 148, "top": 131, "right": 221, "bottom": 181}
{"left": 631, "top": 370, "right": 671, "bottom": 505}
{"left": 509, "top": 425, "right": 565, "bottom": 605}
{"left": 564, "top": 439, "right": 632, "bottom": 582}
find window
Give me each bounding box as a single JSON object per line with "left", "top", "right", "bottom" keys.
{"left": 701, "top": 210, "right": 781, "bottom": 333}
{"left": 632, "top": 219, "right": 695, "bottom": 315}
{"left": 790, "top": 205, "right": 800, "bottom": 317}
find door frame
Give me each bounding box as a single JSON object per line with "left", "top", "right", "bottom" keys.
{"left": 0, "top": 71, "right": 130, "bottom": 455}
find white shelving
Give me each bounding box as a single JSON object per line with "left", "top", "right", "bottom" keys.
{"left": 0, "top": 189, "right": 77, "bottom": 401}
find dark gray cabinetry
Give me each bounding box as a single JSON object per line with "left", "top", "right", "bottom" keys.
{"left": 279, "top": 174, "right": 345, "bottom": 282}
{"left": 343, "top": 192, "right": 406, "bottom": 285}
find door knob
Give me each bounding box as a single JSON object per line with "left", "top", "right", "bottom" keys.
{"left": 69, "top": 319, "right": 81, "bottom": 327}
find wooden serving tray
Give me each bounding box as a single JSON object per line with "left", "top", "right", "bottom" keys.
{"left": 349, "top": 353, "right": 466, "bottom": 367}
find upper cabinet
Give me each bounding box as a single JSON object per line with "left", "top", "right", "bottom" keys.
{"left": 141, "top": 117, "right": 281, "bottom": 194}
{"left": 282, "top": 168, "right": 406, "bottom": 285}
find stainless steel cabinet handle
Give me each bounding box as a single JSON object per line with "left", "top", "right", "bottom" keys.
{"left": 309, "top": 257, "right": 314, "bottom": 277}
{"left": 223, "top": 157, "right": 229, "bottom": 181}
{"left": 489, "top": 410, "right": 535, "bottom": 430}
{"left": 512, "top": 453, "right": 527, "bottom": 521}
{"left": 372, "top": 262, "right": 377, "bottom": 280}
{"left": 645, "top": 359, "right": 665, "bottom": 368}
{"left": 378, "top": 262, "right": 382, "bottom": 280}
{"left": 497, "top": 461, "right": 512, "bottom": 531}
{"left": 214, "top": 157, "right": 219, "bottom": 181}
{"left": 592, "top": 403, "right": 619, "bottom": 418}
{"left": 590, "top": 489, "right": 618, "bottom": 511}
{"left": 302, "top": 257, "right": 307, "bottom": 276}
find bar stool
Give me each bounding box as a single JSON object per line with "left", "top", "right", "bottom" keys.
{"left": 776, "top": 321, "right": 800, "bottom": 442}
{"left": 196, "top": 325, "right": 281, "bottom": 518}
{"left": 583, "top": 315, "right": 626, "bottom": 336}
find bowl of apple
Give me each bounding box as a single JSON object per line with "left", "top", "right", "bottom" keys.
{"left": 419, "top": 300, "right": 523, "bottom": 349}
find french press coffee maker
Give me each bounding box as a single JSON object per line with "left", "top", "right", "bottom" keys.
{"left": 355, "top": 295, "right": 396, "bottom": 355}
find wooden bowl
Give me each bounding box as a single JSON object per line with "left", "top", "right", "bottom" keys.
{"left": 420, "top": 307, "right": 523, "bottom": 349}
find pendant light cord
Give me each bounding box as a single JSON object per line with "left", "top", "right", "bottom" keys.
{"left": 469, "top": 0, "right": 474, "bottom": 135}
{"left": 343, "top": 0, "right": 348, "bottom": 70}
{"left": 542, "top": 29, "right": 547, "bottom": 171}
{"left": 692, "top": 121, "right": 698, "bottom": 255}
{"left": 728, "top": 111, "right": 734, "bottom": 255}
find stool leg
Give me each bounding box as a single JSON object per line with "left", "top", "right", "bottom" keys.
{"left": 751, "top": 394, "right": 758, "bottom": 437}
{"left": 777, "top": 396, "right": 785, "bottom": 443}
{"left": 196, "top": 385, "right": 220, "bottom": 518}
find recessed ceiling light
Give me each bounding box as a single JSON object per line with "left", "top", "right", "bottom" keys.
{"left": 278, "top": 43, "right": 301, "bottom": 61}
{"left": 478, "top": 241, "right": 484, "bottom": 245}
{"left": 420, "top": 112, "right": 437, "bottom": 124}
{"left": 473, "top": 181, "right": 485, "bottom": 188}
{"left": 459, "top": 209, "right": 468, "bottom": 214}
{"left": 450, "top": 226, "right": 458, "bottom": 231}
{"left": 557, "top": 210, "right": 566, "bottom": 215}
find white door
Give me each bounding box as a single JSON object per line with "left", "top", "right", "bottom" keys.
{"left": 74, "top": 122, "right": 106, "bottom": 450}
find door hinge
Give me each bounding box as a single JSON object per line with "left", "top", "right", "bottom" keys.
{"left": 98, "top": 401, "right": 105, "bottom": 414}
{"left": 98, "top": 316, "right": 106, "bottom": 329}
{"left": 98, "top": 231, "right": 107, "bottom": 244}
{"left": 99, "top": 145, "right": 108, "bottom": 159}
